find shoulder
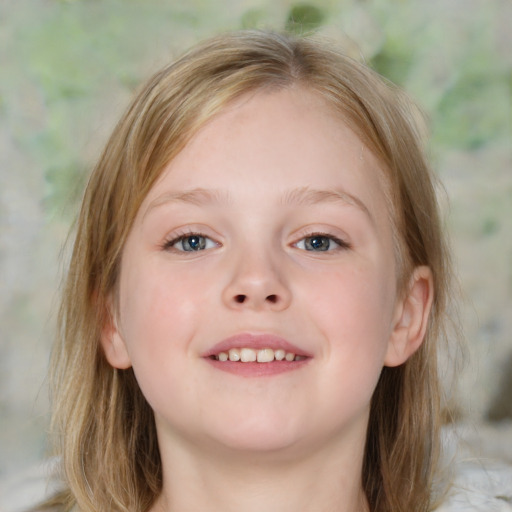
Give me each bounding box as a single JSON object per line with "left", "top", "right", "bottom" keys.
{"left": 434, "top": 460, "right": 512, "bottom": 512}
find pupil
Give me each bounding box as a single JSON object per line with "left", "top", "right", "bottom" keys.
{"left": 187, "top": 236, "right": 204, "bottom": 251}
{"left": 308, "top": 236, "right": 329, "bottom": 251}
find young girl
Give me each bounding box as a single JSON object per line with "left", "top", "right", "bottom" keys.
{"left": 43, "top": 30, "right": 453, "bottom": 512}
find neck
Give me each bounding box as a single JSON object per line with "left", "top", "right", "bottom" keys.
{"left": 152, "top": 429, "right": 370, "bottom": 512}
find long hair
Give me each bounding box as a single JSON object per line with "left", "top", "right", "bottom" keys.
{"left": 46, "top": 30, "right": 454, "bottom": 511}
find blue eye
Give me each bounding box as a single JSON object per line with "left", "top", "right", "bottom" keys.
{"left": 305, "top": 235, "right": 332, "bottom": 251}
{"left": 295, "top": 234, "right": 348, "bottom": 252}
{"left": 165, "top": 234, "right": 217, "bottom": 252}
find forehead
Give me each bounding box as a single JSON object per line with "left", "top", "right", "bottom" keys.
{"left": 153, "top": 87, "right": 383, "bottom": 185}
{"left": 139, "top": 87, "right": 392, "bottom": 229}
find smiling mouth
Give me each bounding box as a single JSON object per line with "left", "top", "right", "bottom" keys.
{"left": 203, "top": 334, "right": 311, "bottom": 376}
{"left": 210, "top": 347, "right": 307, "bottom": 363}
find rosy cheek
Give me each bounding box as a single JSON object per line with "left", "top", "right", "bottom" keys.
{"left": 311, "top": 268, "right": 391, "bottom": 342}
{"left": 132, "top": 264, "right": 207, "bottom": 338}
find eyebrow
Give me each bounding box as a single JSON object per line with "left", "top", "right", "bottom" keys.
{"left": 144, "top": 185, "right": 372, "bottom": 222}
{"left": 144, "top": 187, "right": 232, "bottom": 218}
{"left": 281, "top": 186, "right": 373, "bottom": 221}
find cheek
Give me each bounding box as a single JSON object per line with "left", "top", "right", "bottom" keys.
{"left": 302, "top": 263, "right": 395, "bottom": 377}
{"left": 115, "top": 263, "right": 207, "bottom": 416}
{"left": 117, "top": 261, "right": 209, "bottom": 378}
{"left": 305, "top": 260, "right": 394, "bottom": 328}
{"left": 121, "top": 260, "right": 202, "bottom": 328}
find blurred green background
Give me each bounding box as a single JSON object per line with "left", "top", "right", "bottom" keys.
{"left": 1, "top": 0, "right": 511, "bottom": 482}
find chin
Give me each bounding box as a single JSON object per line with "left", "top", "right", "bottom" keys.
{"left": 207, "top": 413, "right": 304, "bottom": 454}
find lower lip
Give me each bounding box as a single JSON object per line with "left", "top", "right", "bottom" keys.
{"left": 204, "top": 358, "right": 310, "bottom": 377}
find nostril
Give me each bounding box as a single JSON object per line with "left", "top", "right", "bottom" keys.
{"left": 232, "top": 293, "right": 281, "bottom": 306}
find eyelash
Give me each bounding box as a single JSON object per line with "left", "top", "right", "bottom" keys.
{"left": 162, "top": 231, "right": 218, "bottom": 253}
{"left": 293, "top": 232, "right": 351, "bottom": 252}
{"left": 161, "top": 230, "right": 350, "bottom": 253}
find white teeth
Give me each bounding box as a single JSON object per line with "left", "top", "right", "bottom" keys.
{"left": 274, "top": 349, "right": 285, "bottom": 361}
{"left": 228, "top": 348, "right": 240, "bottom": 361}
{"left": 240, "top": 348, "right": 257, "bottom": 362}
{"left": 257, "top": 348, "right": 274, "bottom": 362}
{"left": 215, "top": 348, "right": 302, "bottom": 363}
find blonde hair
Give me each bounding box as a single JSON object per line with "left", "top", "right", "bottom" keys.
{"left": 46, "top": 30, "right": 453, "bottom": 511}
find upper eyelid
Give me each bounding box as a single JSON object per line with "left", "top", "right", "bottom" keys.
{"left": 162, "top": 225, "right": 220, "bottom": 242}
{"left": 295, "top": 234, "right": 349, "bottom": 248}
{"left": 162, "top": 231, "right": 219, "bottom": 250}
{"left": 291, "top": 229, "right": 350, "bottom": 246}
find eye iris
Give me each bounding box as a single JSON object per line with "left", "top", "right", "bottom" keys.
{"left": 183, "top": 235, "right": 206, "bottom": 251}
{"left": 306, "top": 236, "right": 330, "bottom": 251}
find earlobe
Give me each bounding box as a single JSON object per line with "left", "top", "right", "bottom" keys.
{"left": 100, "top": 300, "right": 132, "bottom": 370}
{"left": 384, "top": 266, "right": 434, "bottom": 367}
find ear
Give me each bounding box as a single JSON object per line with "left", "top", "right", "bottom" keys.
{"left": 100, "top": 298, "right": 132, "bottom": 370}
{"left": 384, "top": 266, "right": 434, "bottom": 367}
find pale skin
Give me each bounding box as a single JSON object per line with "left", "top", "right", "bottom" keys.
{"left": 101, "top": 87, "right": 433, "bottom": 512}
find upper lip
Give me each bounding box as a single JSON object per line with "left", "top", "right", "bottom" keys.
{"left": 202, "top": 333, "right": 312, "bottom": 358}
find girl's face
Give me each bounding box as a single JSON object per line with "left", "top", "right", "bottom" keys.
{"left": 103, "top": 87, "right": 424, "bottom": 458}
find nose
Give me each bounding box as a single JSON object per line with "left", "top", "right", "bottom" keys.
{"left": 222, "top": 250, "right": 292, "bottom": 312}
